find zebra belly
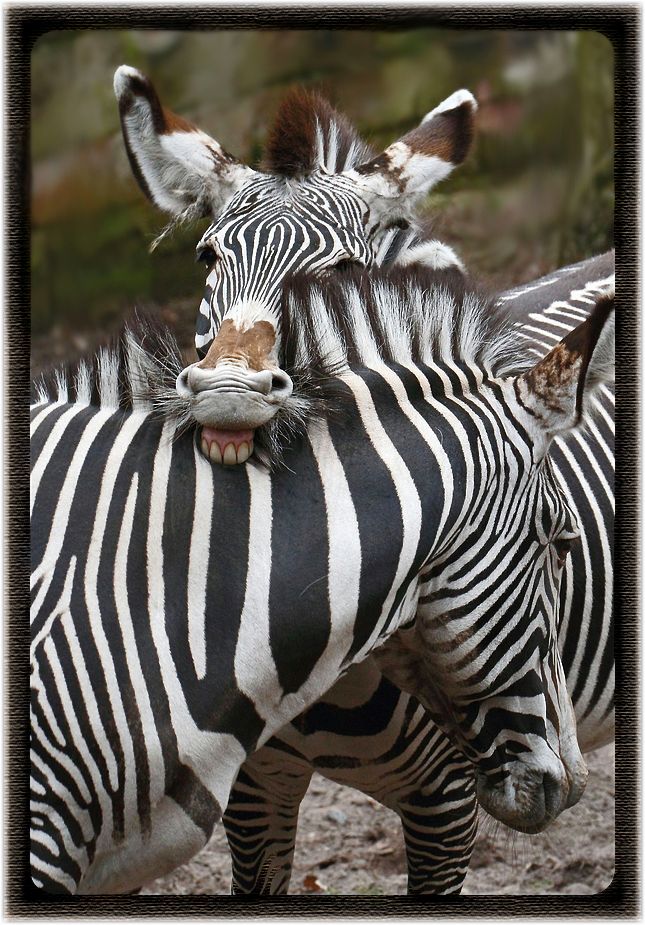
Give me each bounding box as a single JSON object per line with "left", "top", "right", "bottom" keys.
{"left": 78, "top": 795, "right": 208, "bottom": 894}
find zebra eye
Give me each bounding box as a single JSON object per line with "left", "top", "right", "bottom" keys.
{"left": 196, "top": 246, "right": 218, "bottom": 270}
{"left": 553, "top": 536, "right": 578, "bottom": 567}
{"left": 334, "top": 258, "right": 361, "bottom": 273}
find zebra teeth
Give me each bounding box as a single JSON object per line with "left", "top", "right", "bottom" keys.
{"left": 209, "top": 441, "right": 223, "bottom": 464}
{"left": 236, "top": 441, "right": 251, "bottom": 464}
{"left": 200, "top": 429, "right": 256, "bottom": 465}
{"left": 223, "top": 443, "right": 238, "bottom": 466}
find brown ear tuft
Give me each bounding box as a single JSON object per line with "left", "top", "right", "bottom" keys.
{"left": 159, "top": 106, "right": 200, "bottom": 136}
{"left": 517, "top": 286, "right": 615, "bottom": 432}
{"left": 561, "top": 291, "right": 614, "bottom": 417}
{"left": 263, "top": 87, "right": 372, "bottom": 177}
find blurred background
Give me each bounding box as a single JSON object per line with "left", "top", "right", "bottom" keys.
{"left": 28, "top": 28, "right": 616, "bottom": 894}
{"left": 31, "top": 28, "right": 614, "bottom": 371}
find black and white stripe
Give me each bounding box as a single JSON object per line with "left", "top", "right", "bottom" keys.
{"left": 30, "top": 267, "right": 611, "bottom": 893}
{"left": 501, "top": 251, "right": 614, "bottom": 748}
{"left": 194, "top": 172, "right": 374, "bottom": 355}
{"left": 222, "top": 253, "right": 614, "bottom": 895}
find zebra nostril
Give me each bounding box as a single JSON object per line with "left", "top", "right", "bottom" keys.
{"left": 175, "top": 366, "right": 194, "bottom": 398}
{"left": 542, "top": 771, "right": 566, "bottom": 819}
{"left": 269, "top": 370, "right": 293, "bottom": 399}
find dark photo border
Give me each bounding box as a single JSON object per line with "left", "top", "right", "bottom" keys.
{"left": 6, "top": 4, "right": 639, "bottom": 918}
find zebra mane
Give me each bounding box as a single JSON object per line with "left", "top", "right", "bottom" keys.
{"left": 31, "top": 314, "right": 189, "bottom": 427}
{"left": 31, "top": 272, "right": 528, "bottom": 467}
{"left": 260, "top": 267, "right": 528, "bottom": 466}
{"left": 281, "top": 264, "right": 527, "bottom": 385}
{"left": 262, "top": 87, "right": 375, "bottom": 177}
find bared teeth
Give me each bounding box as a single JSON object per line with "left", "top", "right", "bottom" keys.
{"left": 223, "top": 443, "right": 237, "bottom": 466}
{"left": 236, "top": 441, "right": 250, "bottom": 464}
{"left": 200, "top": 432, "right": 255, "bottom": 465}
{"left": 209, "top": 442, "right": 223, "bottom": 464}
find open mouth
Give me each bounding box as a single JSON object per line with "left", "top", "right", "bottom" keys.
{"left": 201, "top": 427, "right": 255, "bottom": 465}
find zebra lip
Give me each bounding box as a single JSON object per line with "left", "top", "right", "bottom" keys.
{"left": 200, "top": 427, "right": 255, "bottom": 465}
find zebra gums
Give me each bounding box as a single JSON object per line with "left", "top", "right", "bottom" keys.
{"left": 113, "top": 71, "right": 615, "bottom": 894}
{"left": 28, "top": 71, "right": 614, "bottom": 896}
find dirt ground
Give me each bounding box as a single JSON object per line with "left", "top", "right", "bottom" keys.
{"left": 141, "top": 745, "right": 614, "bottom": 897}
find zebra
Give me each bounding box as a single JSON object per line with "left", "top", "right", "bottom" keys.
{"left": 113, "top": 68, "right": 614, "bottom": 893}
{"left": 29, "top": 69, "right": 612, "bottom": 896}
{"left": 114, "top": 65, "right": 476, "bottom": 468}
{"left": 499, "top": 251, "right": 615, "bottom": 751}
{"left": 221, "top": 252, "right": 615, "bottom": 895}
{"left": 31, "top": 258, "right": 613, "bottom": 893}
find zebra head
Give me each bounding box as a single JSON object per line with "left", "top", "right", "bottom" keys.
{"left": 114, "top": 66, "right": 475, "bottom": 464}
{"left": 373, "top": 282, "right": 615, "bottom": 833}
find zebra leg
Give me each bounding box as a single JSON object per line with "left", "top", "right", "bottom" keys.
{"left": 361, "top": 636, "right": 479, "bottom": 893}
{"left": 223, "top": 745, "right": 313, "bottom": 895}
{"left": 398, "top": 761, "right": 477, "bottom": 894}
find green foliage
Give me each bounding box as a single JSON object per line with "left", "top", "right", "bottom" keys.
{"left": 556, "top": 32, "right": 614, "bottom": 262}
{"left": 31, "top": 204, "right": 207, "bottom": 335}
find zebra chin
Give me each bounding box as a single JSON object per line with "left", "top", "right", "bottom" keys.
{"left": 475, "top": 758, "right": 587, "bottom": 834}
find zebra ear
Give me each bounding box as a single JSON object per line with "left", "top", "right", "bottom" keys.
{"left": 114, "top": 65, "right": 256, "bottom": 219}
{"left": 515, "top": 280, "right": 615, "bottom": 436}
{"left": 397, "top": 240, "right": 465, "bottom": 273}
{"left": 349, "top": 89, "right": 477, "bottom": 204}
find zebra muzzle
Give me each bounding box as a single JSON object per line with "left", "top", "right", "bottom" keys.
{"left": 175, "top": 363, "right": 293, "bottom": 436}
{"left": 201, "top": 427, "right": 255, "bottom": 465}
